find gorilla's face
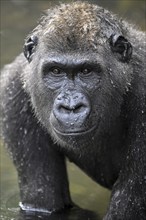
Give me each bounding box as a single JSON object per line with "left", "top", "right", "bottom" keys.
{"left": 24, "top": 49, "right": 131, "bottom": 148}
{"left": 30, "top": 52, "right": 103, "bottom": 145}
{"left": 23, "top": 27, "right": 132, "bottom": 147}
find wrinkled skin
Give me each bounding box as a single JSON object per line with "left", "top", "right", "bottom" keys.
{"left": 1, "top": 2, "right": 146, "bottom": 220}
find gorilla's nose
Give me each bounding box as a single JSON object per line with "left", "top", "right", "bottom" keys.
{"left": 53, "top": 92, "right": 91, "bottom": 124}
{"left": 58, "top": 101, "right": 87, "bottom": 114}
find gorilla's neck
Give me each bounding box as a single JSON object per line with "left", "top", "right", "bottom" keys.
{"left": 61, "top": 122, "right": 127, "bottom": 189}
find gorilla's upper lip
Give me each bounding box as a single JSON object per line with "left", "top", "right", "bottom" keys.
{"left": 52, "top": 125, "right": 97, "bottom": 136}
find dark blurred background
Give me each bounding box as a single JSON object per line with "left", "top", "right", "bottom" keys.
{"left": 0, "top": 1, "right": 145, "bottom": 220}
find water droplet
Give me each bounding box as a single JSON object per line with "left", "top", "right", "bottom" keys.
{"left": 127, "top": 82, "right": 131, "bottom": 86}
{"left": 142, "top": 122, "right": 145, "bottom": 127}
{"left": 24, "top": 129, "right": 27, "bottom": 135}
{"left": 37, "top": 188, "right": 43, "bottom": 193}
{"left": 110, "top": 80, "right": 116, "bottom": 87}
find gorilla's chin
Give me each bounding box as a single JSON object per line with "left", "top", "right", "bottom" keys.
{"left": 51, "top": 124, "right": 97, "bottom": 149}
{"left": 52, "top": 124, "right": 97, "bottom": 137}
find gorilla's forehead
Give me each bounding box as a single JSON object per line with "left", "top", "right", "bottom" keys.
{"left": 38, "top": 2, "right": 122, "bottom": 51}
{"left": 43, "top": 2, "right": 100, "bottom": 36}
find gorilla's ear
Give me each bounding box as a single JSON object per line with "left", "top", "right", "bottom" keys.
{"left": 109, "top": 34, "right": 132, "bottom": 62}
{"left": 23, "top": 35, "right": 38, "bottom": 62}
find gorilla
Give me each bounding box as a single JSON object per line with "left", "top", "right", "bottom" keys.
{"left": 1, "top": 2, "right": 146, "bottom": 220}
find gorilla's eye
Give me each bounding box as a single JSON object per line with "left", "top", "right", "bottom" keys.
{"left": 81, "top": 68, "right": 91, "bottom": 75}
{"left": 51, "top": 67, "right": 61, "bottom": 75}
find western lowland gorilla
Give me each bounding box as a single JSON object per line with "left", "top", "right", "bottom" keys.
{"left": 1, "top": 2, "right": 146, "bottom": 220}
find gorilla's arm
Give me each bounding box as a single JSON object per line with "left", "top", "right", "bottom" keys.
{"left": 104, "top": 59, "right": 146, "bottom": 220}
{"left": 1, "top": 55, "right": 72, "bottom": 212}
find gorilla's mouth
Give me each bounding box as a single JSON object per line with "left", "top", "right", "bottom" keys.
{"left": 52, "top": 124, "right": 97, "bottom": 136}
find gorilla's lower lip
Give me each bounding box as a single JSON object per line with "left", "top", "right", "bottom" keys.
{"left": 52, "top": 125, "right": 97, "bottom": 136}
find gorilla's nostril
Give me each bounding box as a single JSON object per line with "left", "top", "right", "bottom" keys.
{"left": 59, "top": 103, "right": 87, "bottom": 114}
{"left": 59, "top": 105, "right": 72, "bottom": 114}
{"left": 73, "top": 104, "right": 86, "bottom": 113}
